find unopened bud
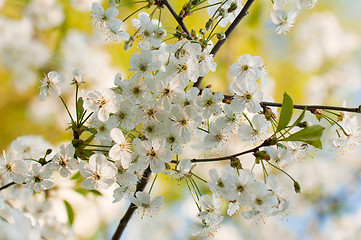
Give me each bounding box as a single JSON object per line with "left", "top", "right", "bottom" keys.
{"left": 199, "top": 28, "right": 206, "bottom": 35}
{"left": 228, "top": 2, "right": 238, "bottom": 13}
{"left": 230, "top": 157, "right": 242, "bottom": 170}
{"left": 297, "top": 121, "right": 310, "bottom": 128}
{"left": 253, "top": 150, "right": 270, "bottom": 163}
{"left": 216, "top": 33, "right": 226, "bottom": 40}
{"left": 294, "top": 181, "right": 301, "bottom": 193}
{"left": 205, "top": 18, "right": 214, "bottom": 31}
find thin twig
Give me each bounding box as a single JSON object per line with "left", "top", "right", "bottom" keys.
{"left": 162, "top": 0, "right": 193, "bottom": 40}
{"left": 261, "top": 101, "right": 361, "bottom": 113}
{"left": 223, "top": 93, "right": 361, "bottom": 114}
{"left": 0, "top": 182, "right": 16, "bottom": 191}
{"left": 111, "top": 167, "right": 152, "bottom": 240}
{"left": 193, "top": 0, "right": 256, "bottom": 88}
{"left": 170, "top": 139, "right": 270, "bottom": 164}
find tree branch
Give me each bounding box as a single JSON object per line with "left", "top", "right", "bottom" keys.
{"left": 111, "top": 167, "right": 152, "bottom": 240}
{"left": 193, "top": 0, "right": 256, "bottom": 88}
{"left": 162, "top": 0, "right": 193, "bottom": 40}
{"left": 222, "top": 93, "right": 361, "bottom": 114}
{"left": 171, "top": 139, "right": 271, "bottom": 164}
{"left": 261, "top": 101, "right": 361, "bottom": 113}
{"left": 0, "top": 182, "right": 15, "bottom": 191}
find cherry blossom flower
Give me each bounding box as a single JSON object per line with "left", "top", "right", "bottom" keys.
{"left": 229, "top": 54, "right": 264, "bottom": 82}
{"left": 24, "top": 162, "right": 54, "bottom": 192}
{"left": 90, "top": 2, "right": 119, "bottom": 27}
{"left": 229, "top": 80, "right": 263, "bottom": 113}
{"left": 265, "top": 9, "right": 299, "bottom": 34}
{"left": 238, "top": 114, "right": 270, "bottom": 144}
{"left": 129, "top": 191, "right": 164, "bottom": 218}
{"left": 131, "top": 12, "right": 166, "bottom": 48}
{"left": 79, "top": 154, "right": 117, "bottom": 190}
{"left": 331, "top": 115, "right": 361, "bottom": 153}
{"left": 51, "top": 143, "right": 79, "bottom": 177}
{"left": 82, "top": 89, "right": 120, "bottom": 122}
{"left": 133, "top": 138, "right": 173, "bottom": 173}
{"left": 109, "top": 128, "right": 132, "bottom": 168}
{"left": 38, "top": 71, "right": 64, "bottom": 101}
{"left": 197, "top": 88, "right": 224, "bottom": 118}
{"left": 0, "top": 150, "right": 27, "bottom": 184}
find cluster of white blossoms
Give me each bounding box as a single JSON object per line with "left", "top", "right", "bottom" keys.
{"left": 1, "top": 0, "right": 361, "bottom": 239}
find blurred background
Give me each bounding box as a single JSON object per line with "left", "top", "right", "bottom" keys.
{"left": 1, "top": 0, "right": 361, "bottom": 239}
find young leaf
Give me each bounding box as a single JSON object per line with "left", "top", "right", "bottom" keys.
{"left": 76, "top": 97, "right": 84, "bottom": 123}
{"left": 291, "top": 107, "right": 306, "bottom": 128}
{"left": 277, "top": 92, "right": 293, "bottom": 132}
{"left": 281, "top": 125, "right": 325, "bottom": 149}
{"left": 64, "top": 200, "right": 74, "bottom": 225}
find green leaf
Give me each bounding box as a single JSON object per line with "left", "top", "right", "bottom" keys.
{"left": 89, "top": 190, "right": 102, "bottom": 196}
{"left": 64, "top": 200, "right": 74, "bottom": 225}
{"left": 291, "top": 107, "right": 306, "bottom": 128}
{"left": 76, "top": 97, "right": 84, "bottom": 123}
{"left": 74, "top": 188, "right": 90, "bottom": 196}
{"left": 70, "top": 171, "right": 81, "bottom": 180}
{"left": 277, "top": 92, "right": 293, "bottom": 132}
{"left": 281, "top": 125, "right": 325, "bottom": 149}
{"left": 302, "top": 139, "right": 323, "bottom": 149}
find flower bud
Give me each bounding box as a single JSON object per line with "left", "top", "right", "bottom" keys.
{"left": 205, "top": 18, "right": 214, "bottom": 31}
{"left": 216, "top": 33, "right": 226, "bottom": 40}
{"left": 230, "top": 157, "right": 242, "bottom": 170}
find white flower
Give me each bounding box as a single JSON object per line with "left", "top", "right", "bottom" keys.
{"left": 197, "top": 88, "right": 224, "bottom": 118}
{"left": 129, "top": 50, "right": 161, "bottom": 79}
{"left": 38, "top": 71, "right": 64, "bottom": 101}
{"left": 109, "top": 128, "right": 132, "bottom": 168}
{"left": 0, "top": 150, "right": 27, "bottom": 184}
{"left": 131, "top": 12, "right": 166, "bottom": 48}
{"left": 331, "top": 115, "right": 361, "bottom": 153}
{"left": 134, "top": 138, "right": 173, "bottom": 174}
{"left": 203, "top": 122, "right": 230, "bottom": 149}
{"left": 238, "top": 114, "right": 270, "bottom": 144}
{"left": 129, "top": 191, "right": 164, "bottom": 218}
{"left": 265, "top": 146, "right": 292, "bottom": 166}
{"left": 86, "top": 114, "right": 120, "bottom": 142}
{"left": 297, "top": 0, "right": 317, "bottom": 9}
{"left": 248, "top": 181, "right": 278, "bottom": 212}
{"left": 79, "top": 154, "right": 117, "bottom": 190}
{"left": 72, "top": 69, "right": 84, "bottom": 85}
{"left": 104, "top": 18, "right": 130, "bottom": 42}
{"left": 167, "top": 159, "right": 192, "bottom": 180}
{"left": 82, "top": 89, "right": 120, "bottom": 122}
{"left": 24, "top": 162, "right": 54, "bottom": 192}
{"left": 170, "top": 105, "right": 202, "bottom": 142}
{"left": 229, "top": 80, "right": 263, "bottom": 113}
{"left": 90, "top": 2, "right": 119, "bottom": 27}
{"left": 51, "top": 143, "right": 79, "bottom": 177}
{"left": 265, "top": 9, "right": 299, "bottom": 34}
{"left": 229, "top": 54, "right": 264, "bottom": 81}
{"left": 113, "top": 171, "right": 138, "bottom": 203}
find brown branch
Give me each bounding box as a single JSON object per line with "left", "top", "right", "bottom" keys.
{"left": 193, "top": 0, "right": 256, "bottom": 88}
{"left": 0, "top": 182, "right": 15, "bottom": 191}
{"left": 162, "top": 0, "right": 193, "bottom": 40}
{"left": 222, "top": 93, "right": 361, "bottom": 113}
{"left": 261, "top": 101, "right": 361, "bottom": 113}
{"left": 170, "top": 139, "right": 272, "bottom": 164}
{"left": 111, "top": 167, "right": 152, "bottom": 240}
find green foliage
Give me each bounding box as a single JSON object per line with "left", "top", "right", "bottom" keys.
{"left": 282, "top": 125, "right": 325, "bottom": 149}
{"left": 277, "top": 92, "right": 293, "bottom": 132}
{"left": 64, "top": 200, "right": 74, "bottom": 225}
